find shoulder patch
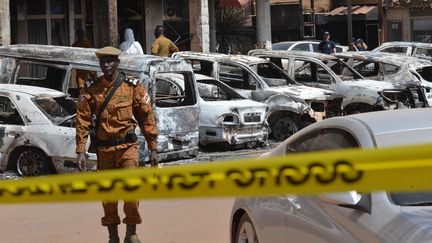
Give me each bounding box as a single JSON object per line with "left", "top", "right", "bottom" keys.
{"left": 125, "top": 77, "right": 139, "bottom": 86}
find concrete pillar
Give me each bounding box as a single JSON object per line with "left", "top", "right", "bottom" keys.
{"left": 93, "top": 0, "right": 118, "bottom": 47}
{"left": 209, "top": 0, "right": 217, "bottom": 52}
{"left": 0, "top": 0, "right": 10, "bottom": 46}
{"left": 256, "top": 0, "right": 272, "bottom": 49}
{"left": 189, "top": 0, "right": 210, "bottom": 52}
{"left": 144, "top": 0, "right": 164, "bottom": 54}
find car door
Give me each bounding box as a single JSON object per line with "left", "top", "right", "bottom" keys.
{"left": 281, "top": 128, "right": 369, "bottom": 242}
{"left": 0, "top": 95, "right": 26, "bottom": 169}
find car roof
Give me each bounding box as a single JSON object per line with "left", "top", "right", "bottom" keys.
{"left": 174, "top": 51, "right": 268, "bottom": 65}
{"left": 0, "top": 84, "right": 65, "bottom": 97}
{"left": 377, "top": 41, "right": 432, "bottom": 49}
{"left": 272, "top": 41, "right": 345, "bottom": 47}
{"left": 334, "top": 51, "right": 432, "bottom": 67}
{"left": 0, "top": 44, "right": 190, "bottom": 73}
{"left": 249, "top": 49, "right": 338, "bottom": 61}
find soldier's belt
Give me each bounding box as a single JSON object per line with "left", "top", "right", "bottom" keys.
{"left": 95, "top": 132, "right": 138, "bottom": 148}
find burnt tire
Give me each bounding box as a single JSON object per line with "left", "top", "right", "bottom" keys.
{"left": 235, "top": 213, "right": 259, "bottom": 243}
{"left": 270, "top": 116, "right": 298, "bottom": 141}
{"left": 16, "top": 149, "right": 51, "bottom": 176}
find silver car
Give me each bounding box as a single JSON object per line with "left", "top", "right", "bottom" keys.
{"left": 231, "top": 108, "right": 432, "bottom": 243}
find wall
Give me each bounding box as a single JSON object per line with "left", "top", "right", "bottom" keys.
{"left": 189, "top": 0, "right": 210, "bottom": 52}
{"left": 144, "top": 0, "right": 164, "bottom": 54}
{"left": 0, "top": 0, "right": 10, "bottom": 45}
{"left": 302, "top": 0, "right": 332, "bottom": 12}
{"left": 385, "top": 7, "right": 411, "bottom": 41}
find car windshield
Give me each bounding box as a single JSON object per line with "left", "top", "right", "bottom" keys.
{"left": 33, "top": 96, "right": 76, "bottom": 125}
{"left": 390, "top": 192, "right": 432, "bottom": 206}
{"left": 250, "top": 62, "right": 297, "bottom": 87}
{"left": 323, "top": 59, "right": 364, "bottom": 80}
{"left": 197, "top": 79, "right": 244, "bottom": 101}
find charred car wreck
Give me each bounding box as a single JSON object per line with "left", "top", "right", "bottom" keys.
{"left": 156, "top": 73, "right": 269, "bottom": 148}
{"left": 249, "top": 50, "right": 428, "bottom": 113}
{"left": 173, "top": 52, "right": 343, "bottom": 141}
{"left": 0, "top": 44, "right": 200, "bottom": 168}
{"left": 334, "top": 52, "right": 432, "bottom": 105}
{"left": 0, "top": 84, "right": 97, "bottom": 176}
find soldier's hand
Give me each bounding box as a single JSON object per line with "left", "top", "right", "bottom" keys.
{"left": 77, "top": 152, "right": 87, "bottom": 172}
{"left": 150, "top": 150, "right": 158, "bottom": 167}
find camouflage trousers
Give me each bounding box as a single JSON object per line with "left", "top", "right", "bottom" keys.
{"left": 97, "top": 142, "right": 142, "bottom": 226}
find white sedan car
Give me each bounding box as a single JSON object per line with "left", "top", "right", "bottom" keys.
{"left": 231, "top": 108, "right": 432, "bottom": 243}
{"left": 0, "top": 84, "right": 97, "bottom": 176}
{"left": 156, "top": 73, "right": 269, "bottom": 148}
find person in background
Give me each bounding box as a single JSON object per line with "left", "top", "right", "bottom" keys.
{"left": 119, "top": 28, "right": 144, "bottom": 55}
{"left": 72, "top": 29, "right": 93, "bottom": 96}
{"left": 355, "top": 39, "right": 368, "bottom": 51}
{"left": 72, "top": 29, "right": 93, "bottom": 48}
{"left": 151, "top": 25, "right": 179, "bottom": 57}
{"left": 318, "top": 31, "right": 336, "bottom": 54}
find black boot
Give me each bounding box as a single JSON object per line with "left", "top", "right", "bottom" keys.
{"left": 107, "top": 224, "right": 120, "bottom": 243}
{"left": 124, "top": 224, "right": 141, "bottom": 243}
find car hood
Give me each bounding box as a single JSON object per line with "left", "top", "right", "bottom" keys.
{"left": 342, "top": 80, "right": 401, "bottom": 91}
{"left": 200, "top": 99, "right": 268, "bottom": 125}
{"left": 265, "top": 85, "right": 341, "bottom": 101}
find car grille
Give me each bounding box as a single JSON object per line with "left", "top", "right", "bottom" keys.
{"left": 244, "top": 112, "right": 262, "bottom": 123}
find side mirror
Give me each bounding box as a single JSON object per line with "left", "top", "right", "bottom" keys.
{"left": 319, "top": 191, "right": 371, "bottom": 214}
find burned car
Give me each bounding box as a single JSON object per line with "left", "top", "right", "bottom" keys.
{"left": 0, "top": 84, "right": 97, "bottom": 176}
{"left": 334, "top": 52, "right": 432, "bottom": 105}
{"left": 156, "top": 73, "right": 269, "bottom": 147}
{"left": 173, "top": 52, "right": 343, "bottom": 141}
{"left": 0, "top": 44, "right": 199, "bottom": 162}
{"left": 372, "top": 41, "right": 432, "bottom": 61}
{"left": 249, "top": 50, "right": 428, "bottom": 113}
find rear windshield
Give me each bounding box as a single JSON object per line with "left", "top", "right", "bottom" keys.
{"left": 33, "top": 96, "right": 76, "bottom": 125}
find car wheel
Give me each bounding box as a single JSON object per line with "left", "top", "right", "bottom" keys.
{"left": 235, "top": 213, "right": 259, "bottom": 243}
{"left": 270, "top": 116, "right": 298, "bottom": 141}
{"left": 16, "top": 149, "right": 51, "bottom": 176}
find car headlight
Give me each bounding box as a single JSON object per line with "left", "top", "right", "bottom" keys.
{"left": 216, "top": 113, "right": 240, "bottom": 126}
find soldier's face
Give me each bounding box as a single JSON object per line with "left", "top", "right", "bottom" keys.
{"left": 100, "top": 56, "right": 120, "bottom": 78}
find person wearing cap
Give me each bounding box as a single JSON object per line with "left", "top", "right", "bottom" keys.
{"left": 151, "top": 25, "right": 179, "bottom": 57}
{"left": 318, "top": 32, "right": 336, "bottom": 55}
{"left": 355, "top": 38, "right": 368, "bottom": 51}
{"left": 75, "top": 46, "right": 158, "bottom": 243}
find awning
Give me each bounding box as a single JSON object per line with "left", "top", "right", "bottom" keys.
{"left": 326, "top": 5, "right": 378, "bottom": 20}
{"left": 220, "top": 0, "right": 251, "bottom": 8}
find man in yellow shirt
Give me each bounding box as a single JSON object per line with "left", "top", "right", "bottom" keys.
{"left": 151, "top": 25, "right": 179, "bottom": 57}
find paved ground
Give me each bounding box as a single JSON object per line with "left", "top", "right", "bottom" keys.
{"left": 0, "top": 198, "right": 234, "bottom": 243}
{"left": 0, "top": 143, "right": 276, "bottom": 242}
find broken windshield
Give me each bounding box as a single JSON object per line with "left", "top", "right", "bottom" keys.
{"left": 323, "top": 59, "right": 364, "bottom": 81}
{"left": 250, "top": 62, "right": 297, "bottom": 87}
{"left": 33, "top": 96, "right": 76, "bottom": 125}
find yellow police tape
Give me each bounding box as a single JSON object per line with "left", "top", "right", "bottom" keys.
{"left": 1, "top": 143, "right": 432, "bottom": 204}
